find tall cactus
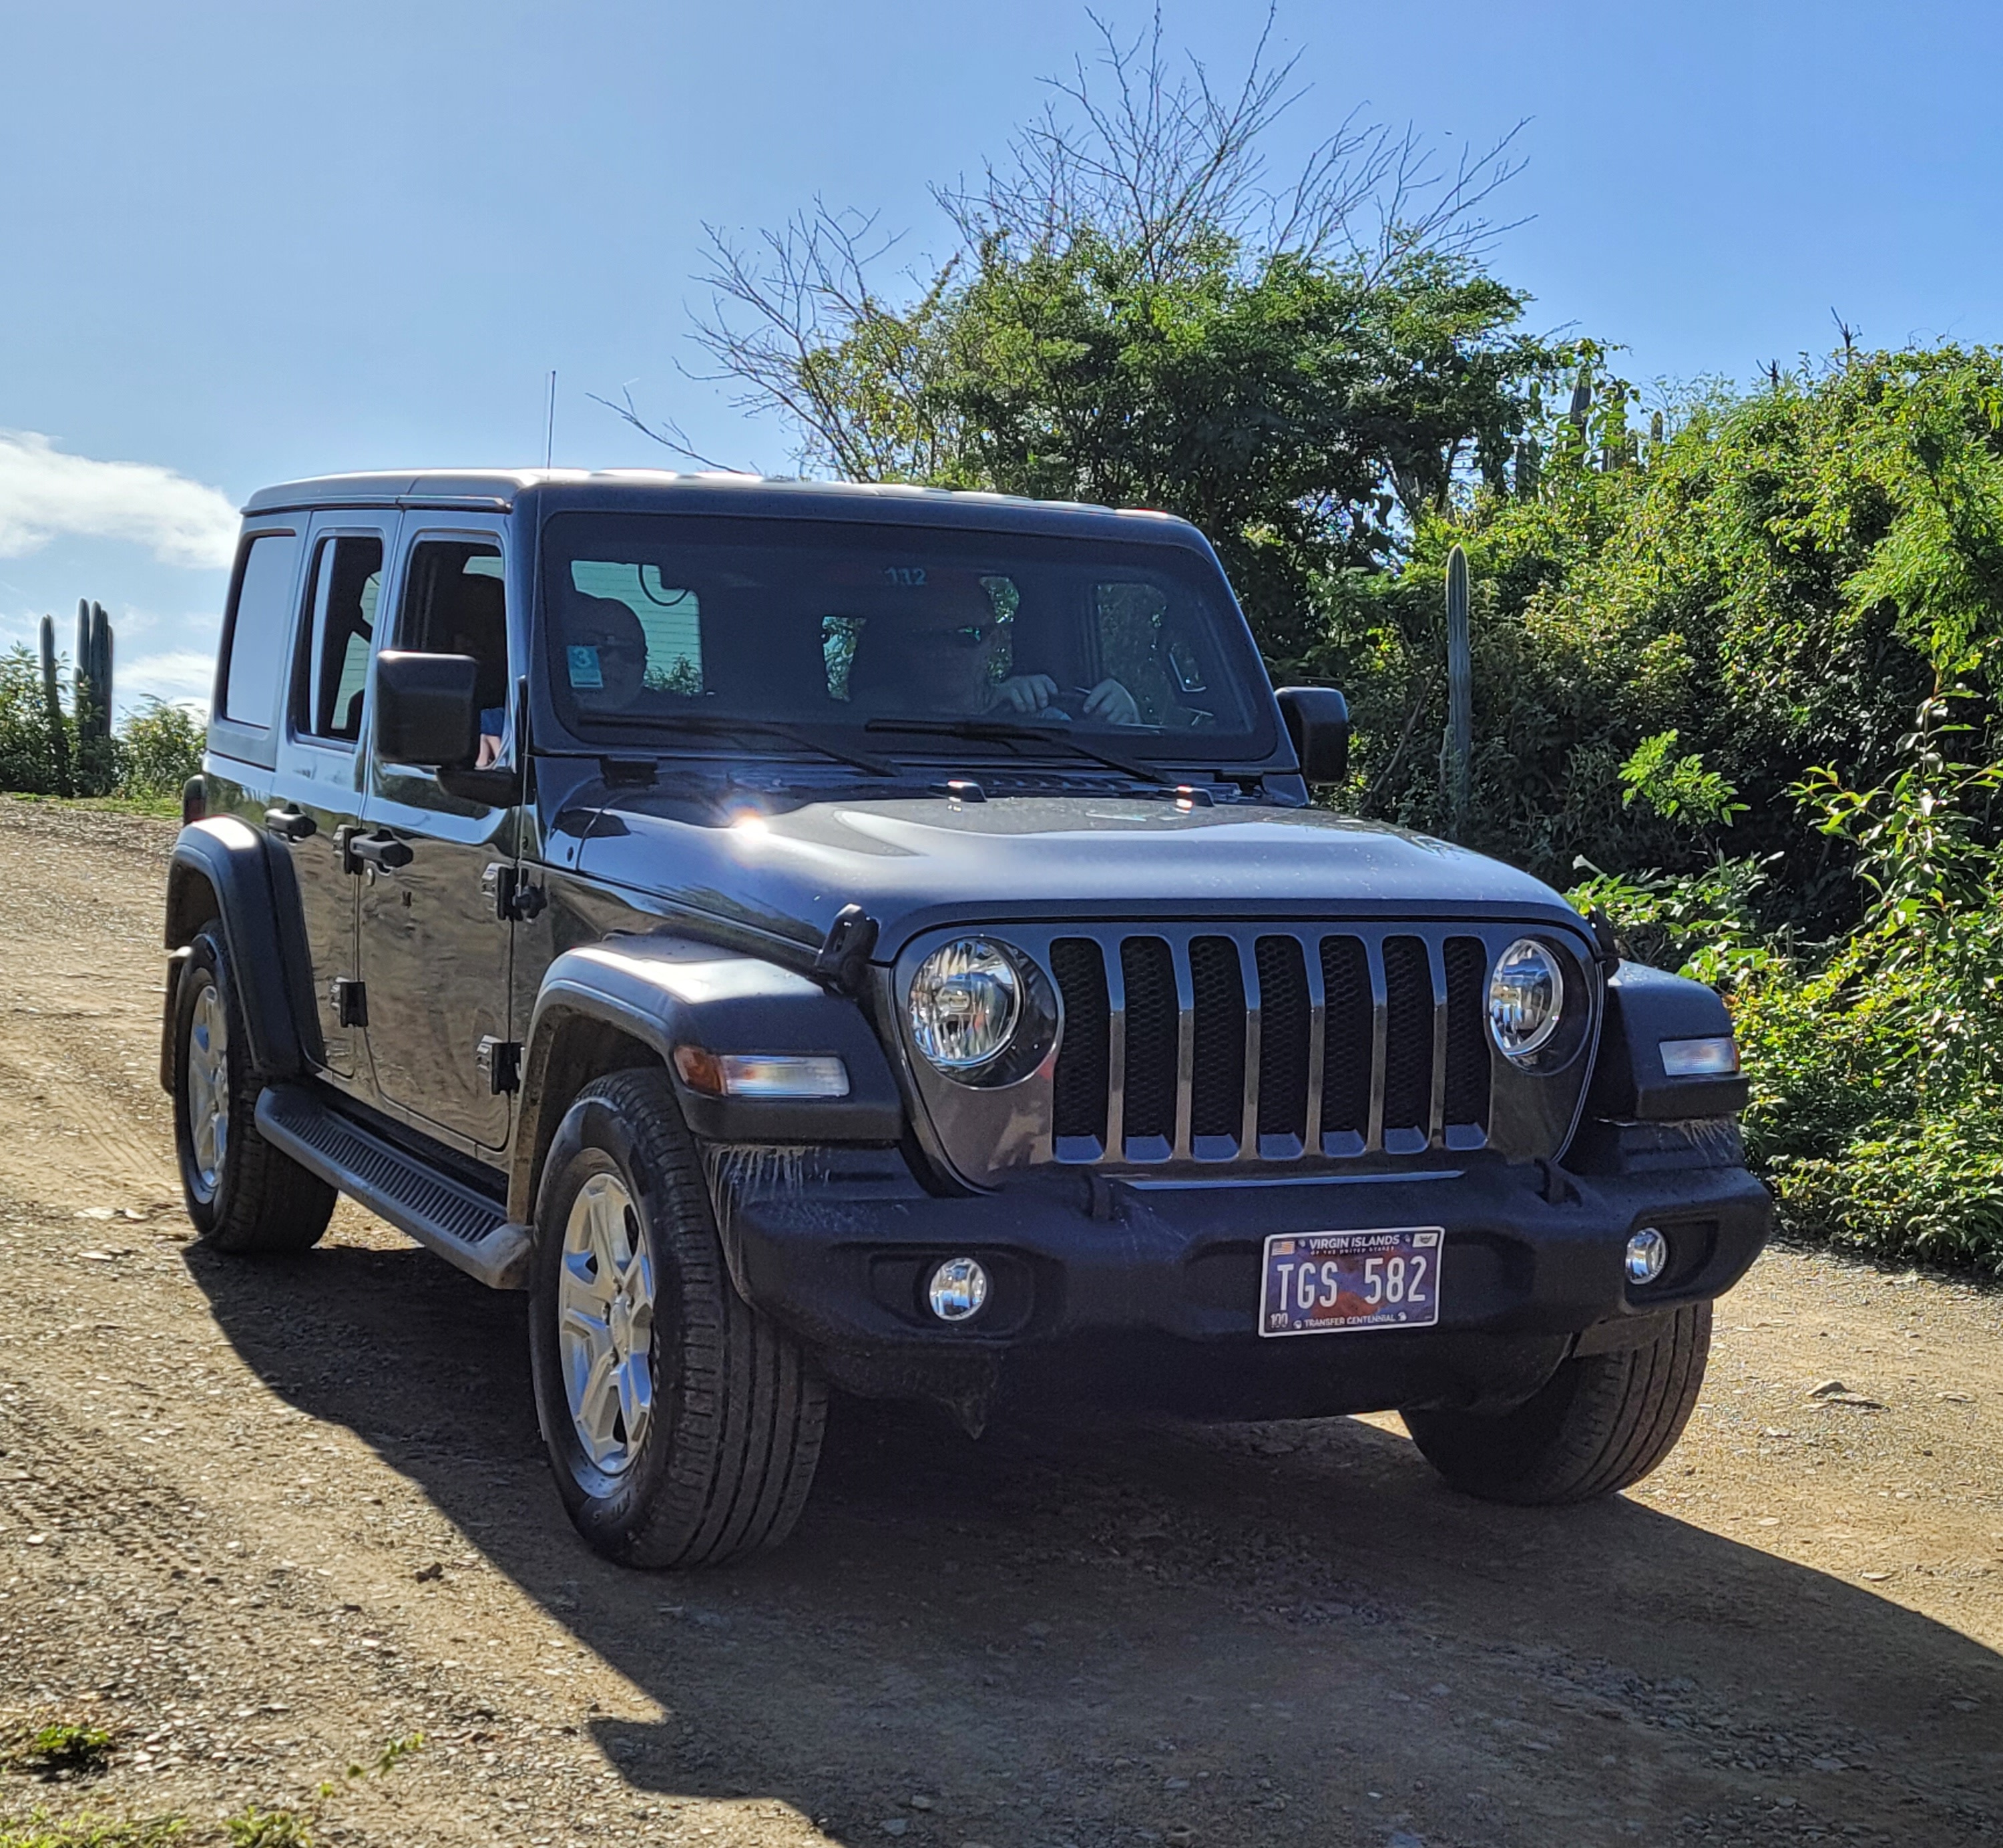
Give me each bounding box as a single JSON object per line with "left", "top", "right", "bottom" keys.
{"left": 1443, "top": 544, "right": 1472, "bottom": 835}
{"left": 37, "top": 616, "right": 73, "bottom": 797}
{"left": 93, "top": 602, "right": 113, "bottom": 738}
{"left": 75, "top": 600, "right": 93, "bottom": 737}
{"left": 71, "top": 598, "right": 116, "bottom": 792}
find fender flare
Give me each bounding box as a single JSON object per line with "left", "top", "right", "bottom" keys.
{"left": 162, "top": 817, "right": 319, "bottom": 1084}
{"left": 509, "top": 935, "right": 905, "bottom": 1223}
{"left": 1582, "top": 960, "right": 1750, "bottom": 1122}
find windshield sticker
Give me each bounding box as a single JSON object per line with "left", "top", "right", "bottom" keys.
{"left": 566, "top": 645, "right": 604, "bottom": 689}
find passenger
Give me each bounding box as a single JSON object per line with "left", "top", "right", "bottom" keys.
{"left": 503, "top": 593, "right": 652, "bottom": 758}
{"left": 850, "top": 578, "right": 1140, "bottom": 724}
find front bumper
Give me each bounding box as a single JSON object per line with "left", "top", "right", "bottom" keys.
{"left": 712, "top": 1126, "right": 1771, "bottom": 1419}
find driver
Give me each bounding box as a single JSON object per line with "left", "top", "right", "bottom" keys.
{"left": 849, "top": 576, "right": 1140, "bottom": 724}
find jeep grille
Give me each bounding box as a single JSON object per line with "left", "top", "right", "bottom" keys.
{"left": 1046, "top": 926, "right": 1495, "bottom": 1164}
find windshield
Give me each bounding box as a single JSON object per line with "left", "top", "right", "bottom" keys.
{"left": 537, "top": 513, "right": 1275, "bottom": 762}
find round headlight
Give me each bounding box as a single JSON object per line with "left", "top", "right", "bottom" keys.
{"left": 909, "top": 938, "right": 1022, "bottom": 1073}
{"left": 1488, "top": 938, "right": 1565, "bottom": 1063}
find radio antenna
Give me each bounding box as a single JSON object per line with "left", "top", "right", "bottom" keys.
{"left": 543, "top": 370, "right": 557, "bottom": 468}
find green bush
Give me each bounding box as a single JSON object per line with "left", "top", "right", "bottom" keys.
{"left": 0, "top": 652, "right": 203, "bottom": 804}
{"left": 118, "top": 699, "right": 203, "bottom": 800}
{"left": 0, "top": 646, "right": 71, "bottom": 795}
{"left": 1585, "top": 700, "right": 2003, "bottom": 1275}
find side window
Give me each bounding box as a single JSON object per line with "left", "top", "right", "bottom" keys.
{"left": 398, "top": 540, "right": 510, "bottom": 732}
{"left": 1092, "top": 580, "right": 1239, "bottom": 730}
{"left": 568, "top": 560, "right": 702, "bottom": 694}
{"left": 220, "top": 531, "right": 302, "bottom": 728}
{"left": 293, "top": 535, "right": 383, "bottom": 743}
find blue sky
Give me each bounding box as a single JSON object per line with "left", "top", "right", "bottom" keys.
{"left": 3, "top": 0, "right": 1998, "bottom": 711}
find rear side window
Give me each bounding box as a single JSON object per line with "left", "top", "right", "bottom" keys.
{"left": 293, "top": 536, "right": 383, "bottom": 742}
{"left": 220, "top": 531, "right": 302, "bottom": 728}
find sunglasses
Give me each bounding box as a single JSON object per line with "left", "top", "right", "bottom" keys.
{"left": 917, "top": 620, "right": 1009, "bottom": 649}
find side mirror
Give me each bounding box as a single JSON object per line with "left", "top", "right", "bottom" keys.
{"left": 374, "top": 651, "right": 481, "bottom": 769}
{"left": 1275, "top": 686, "right": 1349, "bottom": 784}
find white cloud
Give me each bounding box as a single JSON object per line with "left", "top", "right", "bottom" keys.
{"left": 118, "top": 650, "right": 216, "bottom": 709}
{"left": 0, "top": 430, "right": 238, "bottom": 569}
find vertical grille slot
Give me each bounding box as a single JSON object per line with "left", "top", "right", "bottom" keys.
{"left": 1319, "top": 935, "right": 1371, "bottom": 1150}
{"left": 1050, "top": 937, "right": 1110, "bottom": 1150}
{"left": 1120, "top": 936, "right": 1178, "bottom": 1154}
{"left": 1188, "top": 936, "right": 1247, "bottom": 1154}
{"left": 1255, "top": 935, "right": 1309, "bottom": 1150}
{"left": 1381, "top": 935, "right": 1434, "bottom": 1146}
{"left": 1443, "top": 935, "right": 1492, "bottom": 1137}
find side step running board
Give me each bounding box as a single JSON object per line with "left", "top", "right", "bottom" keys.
{"left": 255, "top": 1084, "right": 533, "bottom": 1290}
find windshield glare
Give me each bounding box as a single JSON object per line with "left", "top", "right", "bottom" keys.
{"left": 539, "top": 513, "right": 1273, "bottom": 762}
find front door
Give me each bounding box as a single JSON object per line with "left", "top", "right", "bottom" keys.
{"left": 357, "top": 522, "right": 518, "bottom": 1149}
{"left": 266, "top": 516, "right": 397, "bottom": 1080}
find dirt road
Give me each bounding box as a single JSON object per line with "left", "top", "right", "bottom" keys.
{"left": 0, "top": 796, "right": 1998, "bottom": 1848}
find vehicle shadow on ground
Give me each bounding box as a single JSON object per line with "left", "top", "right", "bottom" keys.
{"left": 186, "top": 1238, "right": 2003, "bottom": 1847}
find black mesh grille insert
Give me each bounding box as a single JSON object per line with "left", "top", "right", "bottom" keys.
{"left": 1120, "top": 937, "right": 1179, "bottom": 1143}
{"left": 1381, "top": 936, "right": 1434, "bottom": 1133}
{"left": 1050, "top": 937, "right": 1110, "bottom": 1144}
{"left": 1319, "top": 935, "right": 1371, "bottom": 1136}
{"left": 1255, "top": 935, "right": 1310, "bottom": 1141}
{"left": 1443, "top": 935, "right": 1491, "bottom": 1128}
{"left": 1188, "top": 936, "right": 1247, "bottom": 1143}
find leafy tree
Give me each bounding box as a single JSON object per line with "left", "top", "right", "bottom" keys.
{"left": 1340, "top": 344, "right": 2003, "bottom": 923}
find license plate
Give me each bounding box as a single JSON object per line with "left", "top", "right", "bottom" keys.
{"left": 1259, "top": 1228, "right": 1443, "bottom": 1337}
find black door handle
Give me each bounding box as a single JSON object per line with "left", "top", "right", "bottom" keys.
{"left": 264, "top": 806, "right": 316, "bottom": 841}
{"left": 345, "top": 831, "right": 414, "bottom": 873}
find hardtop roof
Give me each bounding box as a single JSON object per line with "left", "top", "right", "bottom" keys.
{"left": 238, "top": 469, "right": 1203, "bottom": 545}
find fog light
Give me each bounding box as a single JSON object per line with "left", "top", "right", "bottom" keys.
{"left": 927, "top": 1256, "right": 989, "bottom": 1323}
{"left": 1626, "top": 1226, "right": 1670, "bottom": 1286}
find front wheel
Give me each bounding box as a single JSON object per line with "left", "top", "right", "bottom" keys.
{"left": 170, "top": 927, "right": 334, "bottom": 1253}
{"left": 527, "top": 1067, "right": 827, "bottom": 1568}
{"left": 1404, "top": 1301, "right": 1711, "bottom": 1505}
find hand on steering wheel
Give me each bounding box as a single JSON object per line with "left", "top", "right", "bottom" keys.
{"left": 990, "top": 673, "right": 1061, "bottom": 714}
{"left": 1080, "top": 678, "right": 1140, "bottom": 725}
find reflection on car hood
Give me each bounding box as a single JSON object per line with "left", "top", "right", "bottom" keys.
{"left": 572, "top": 787, "right": 1584, "bottom": 956}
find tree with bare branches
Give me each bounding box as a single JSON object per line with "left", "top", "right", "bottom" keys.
{"left": 604, "top": 7, "right": 1568, "bottom": 669}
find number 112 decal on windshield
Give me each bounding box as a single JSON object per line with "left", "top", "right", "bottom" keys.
{"left": 1259, "top": 1228, "right": 1443, "bottom": 1336}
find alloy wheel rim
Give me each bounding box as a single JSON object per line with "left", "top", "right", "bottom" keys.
{"left": 186, "top": 979, "right": 229, "bottom": 1199}
{"left": 557, "top": 1170, "right": 657, "bottom": 1475}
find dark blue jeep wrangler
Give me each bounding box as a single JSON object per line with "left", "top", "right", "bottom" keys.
{"left": 162, "top": 469, "right": 1767, "bottom": 1568}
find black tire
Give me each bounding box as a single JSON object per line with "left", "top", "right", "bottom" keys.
{"left": 527, "top": 1066, "right": 827, "bottom": 1568}
{"left": 1404, "top": 1301, "right": 1712, "bottom": 1505}
{"left": 170, "top": 926, "right": 335, "bottom": 1254}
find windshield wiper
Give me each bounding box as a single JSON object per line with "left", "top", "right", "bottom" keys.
{"left": 863, "top": 716, "right": 1176, "bottom": 786}
{"left": 651, "top": 713, "right": 898, "bottom": 778}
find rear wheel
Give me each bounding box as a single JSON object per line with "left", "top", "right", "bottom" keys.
{"left": 170, "top": 927, "right": 334, "bottom": 1253}
{"left": 527, "top": 1067, "right": 827, "bottom": 1568}
{"left": 1405, "top": 1301, "right": 1711, "bottom": 1504}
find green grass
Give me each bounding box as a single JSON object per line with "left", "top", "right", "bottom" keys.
{"left": 0, "top": 1815, "right": 185, "bottom": 1848}
{"left": 0, "top": 1807, "right": 311, "bottom": 1848}
{"left": 4, "top": 1726, "right": 114, "bottom": 1783}
{"left": 221, "top": 1809, "right": 310, "bottom": 1848}
{"left": 0, "top": 793, "right": 182, "bottom": 822}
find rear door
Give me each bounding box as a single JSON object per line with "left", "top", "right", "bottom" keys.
{"left": 356, "top": 520, "right": 518, "bottom": 1150}
{"left": 266, "top": 514, "right": 397, "bottom": 1078}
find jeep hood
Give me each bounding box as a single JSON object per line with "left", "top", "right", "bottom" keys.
{"left": 568, "top": 788, "right": 1584, "bottom": 957}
